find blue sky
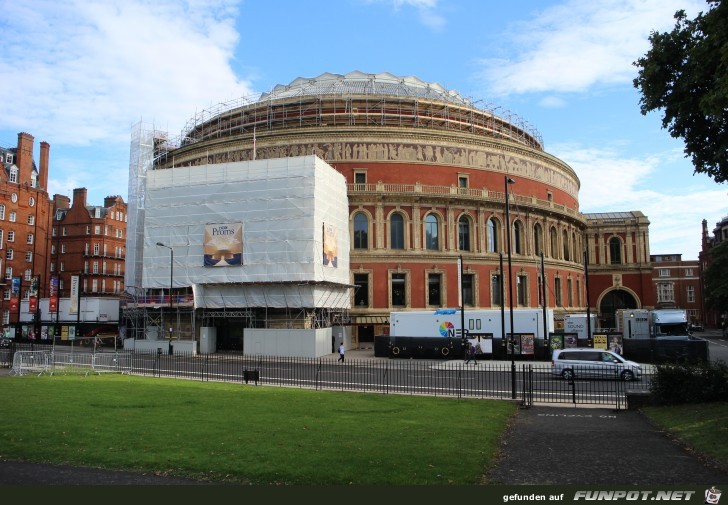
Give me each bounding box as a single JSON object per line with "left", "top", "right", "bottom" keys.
{"left": 1, "top": 0, "right": 725, "bottom": 260}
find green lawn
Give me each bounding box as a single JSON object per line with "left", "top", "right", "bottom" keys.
{"left": 2, "top": 374, "right": 725, "bottom": 485}
{"left": 0, "top": 374, "right": 516, "bottom": 485}
{"left": 641, "top": 401, "right": 728, "bottom": 469}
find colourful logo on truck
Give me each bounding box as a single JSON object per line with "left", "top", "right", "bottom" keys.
{"left": 439, "top": 322, "right": 455, "bottom": 337}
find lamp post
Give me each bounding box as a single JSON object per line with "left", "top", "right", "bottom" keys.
{"left": 156, "top": 242, "right": 174, "bottom": 354}
{"left": 504, "top": 176, "right": 516, "bottom": 399}
{"left": 156, "top": 242, "right": 173, "bottom": 309}
{"left": 628, "top": 311, "right": 634, "bottom": 339}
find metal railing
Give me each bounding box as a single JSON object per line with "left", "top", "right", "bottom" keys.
{"left": 3, "top": 345, "right": 652, "bottom": 408}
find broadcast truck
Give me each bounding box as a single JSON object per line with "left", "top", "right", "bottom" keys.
{"left": 388, "top": 308, "right": 554, "bottom": 359}
{"left": 617, "top": 309, "right": 691, "bottom": 340}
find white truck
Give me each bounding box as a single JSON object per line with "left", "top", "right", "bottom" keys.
{"left": 617, "top": 308, "right": 691, "bottom": 340}
{"left": 388, "top": 308, "right": 554, "bottom": 358}
{"left": 562, "top": 313, "right": 597, "bottom": 340}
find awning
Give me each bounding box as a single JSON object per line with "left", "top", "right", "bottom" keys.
{"left": 354, "top": 316, "right": 389, "bottom": 325}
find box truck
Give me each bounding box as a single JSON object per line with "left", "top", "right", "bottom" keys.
{"left": 388, "top": 308, "right": 554, "bottom": 358}
{"left": 617, "top": 309, "right": 691, "bottom": 340}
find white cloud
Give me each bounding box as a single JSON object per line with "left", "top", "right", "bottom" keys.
{"left": 369, "top": 0, "right": 446, "bottom": 31}
{"left": 477, "top": 0, "right": 706, "bottom": 97}
{"left": 0, "top": 0, "right": 254, "bottom": 146}
{"left": 551, "top": 142, "right": 726, "bottom": 259}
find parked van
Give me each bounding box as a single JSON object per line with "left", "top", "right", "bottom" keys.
{"left": 551, "top": 348, "right": 642, "bottom": 381}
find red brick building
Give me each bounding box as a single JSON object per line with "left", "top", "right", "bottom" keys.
{"left": 51, "top": 188, "right": 127, "bottom": 300}
{"left": 650, "top": 253, "right": 702, "bottom": 325}
{"left": 0, "top": 132, "right": 53, "bottom": 335}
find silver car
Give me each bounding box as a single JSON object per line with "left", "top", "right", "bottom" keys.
{"left": 551, "top": 348, "right": 642, "bottom": 381}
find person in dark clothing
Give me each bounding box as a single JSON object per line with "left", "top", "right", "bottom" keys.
{"left": 464, "top": 342, "right": 476, "bottom": 365}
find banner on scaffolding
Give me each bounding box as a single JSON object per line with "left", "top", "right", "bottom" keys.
{"left": 203, "top": 223, "right": 243, "bottom": 267}
{"left": 69, "top": 275, "right": 79, "bottom": 314}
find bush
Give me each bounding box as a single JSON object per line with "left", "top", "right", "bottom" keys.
{"left": 650, "top": 360, "right": 728, "bottom": 405}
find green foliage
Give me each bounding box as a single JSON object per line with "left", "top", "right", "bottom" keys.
{"left": 633, "top": 0, "right": 728, "bottom": 183}
{"left": 650, "top": 359, "right": 728, "bottom": 405}
{"left": 704, "top": 240, "right": 728, "bottom": 314}
{"left": 0, "top": 375, "right": 516, "bottom": 485}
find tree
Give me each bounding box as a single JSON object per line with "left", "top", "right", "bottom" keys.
{"left": 633, "top": 0, "right": 728, "bottom": 183}
{"left": 704, "top": 240, "right": 728, "bottom": 316}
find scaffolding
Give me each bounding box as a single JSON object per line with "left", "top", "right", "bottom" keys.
{"left": 164, "top": 71, "right": 543, "bottom": 159}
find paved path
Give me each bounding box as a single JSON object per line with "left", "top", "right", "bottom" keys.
{"left": 485, "top": 405, "right": 728, "bottom": 485}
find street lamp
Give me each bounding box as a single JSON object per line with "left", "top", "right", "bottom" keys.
{"left": 156, "top": 242, "right": 173, "bottom": 309}
{"left": 628, "top": 311, "right": 634, "bottom": 339}
{"left": 504, "top": 176, "right": 516, "bottom": 399}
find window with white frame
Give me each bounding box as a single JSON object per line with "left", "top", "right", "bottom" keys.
{"left": 4, "top": 267, "right": 11, "bottom": 280}
{"left": 26, "top": 233, "right": 33, "bottom": 245}
{"left": 0, "top": 205, "right": 5, "bottom": 220}
{"left": 3, "top": 290, "right": 9, "bottom": 300}
{"left": 30, "top": 173, "right": 37, "bottom": 188}
{"left": 685, "top": 268, "right": 693, "bottom": 276}
{"left": 659, "top": 268, "right": 669, "bottom": 277}
{"left": 93, "top": 261, "right": 98, "bottom": 274}
{"left": 25, "top": 252, "right": 32, "bottom": 262}
{"left": 86, "top": 225, "right": 90, "bottom": 235}
{"left": 9, "top": 168, "right": 17, "bottom": 183}
{"left": 60, "top": 261, "right": 64, "bottom": 272}
{"left": 2, "top": 310, "right": 8, "bottom": 325}
{"left": 92, "top": 279, "right": 98, "bottom": 292}
{"left": 687, "top": 286, "right": 695, "bottom": 303}
{"left": 5, "top": 249, "right": 13, "bottom": 260}
{"left": 24, "top": 269, "right": 31, "bottom": 281}
{"left": 62, "top": 227, "right": 67, "bottom": 236}
{"left": 7, "top": 231, "right": 13, "bottom": 242}
{"left": 657, "top": 282, "right": 675, "bottom": 303}
{"left": 27, "top": 215, "right": 34, "bottom": 225}
{"left": 61, "top": 244, "right": 66, "bottom": 253}
{"left": 94, "top": 243, "right": 99, "bottom": 255}
{"left": 9, "top": 212, "right": 15, "bottom": 222}
{"left": 94, "top": 225, "right": 101, "bottom": 234}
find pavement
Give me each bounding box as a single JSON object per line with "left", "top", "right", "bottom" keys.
{"left": 1, "top": 347, "right": 727, "bottom": 486}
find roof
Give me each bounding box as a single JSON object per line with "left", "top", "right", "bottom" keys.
{"left": 260, "top": 71, "right": 474, "bottom": 107}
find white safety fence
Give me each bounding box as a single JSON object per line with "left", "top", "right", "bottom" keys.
{"left": 12, "top": 351, "right": 131, "bottom": 376}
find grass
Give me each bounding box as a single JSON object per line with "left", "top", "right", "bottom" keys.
{"left": 0, "top": 374, "right": 516, "bottom": 485}
{"left": 640, "top": 402, "right": 728, "bottom": 470}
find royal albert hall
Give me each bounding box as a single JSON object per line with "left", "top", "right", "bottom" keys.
{"left": 152, "top": 71, "right": 653, "bottom": 346}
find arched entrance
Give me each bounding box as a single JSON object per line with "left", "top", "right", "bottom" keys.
{"left": 599, "top": 289, "right": 638, "bottom": 329}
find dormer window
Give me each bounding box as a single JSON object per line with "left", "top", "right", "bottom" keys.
{"left": 30, "top": 173, "right": 37, "bottom": 188}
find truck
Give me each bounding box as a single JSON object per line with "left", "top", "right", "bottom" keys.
{"left": 388, "top": 308, "right": 554, "bottom": 359}
{"left": 562, "top": 313, "right": 597, "bottom": 340}
{"left": 617, "top": 308, "right": 691, "bottom": 340}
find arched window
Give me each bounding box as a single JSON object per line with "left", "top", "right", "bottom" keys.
{"left": 562, "top": 230, "right": 570, "bottom": 261}
{"left": 533, "top": 223, "right": 543, "bottom": 256}
{"left": 390, "top": 213, "right": 404, "bottom": 249}
{"left": 353, "top": 213, "right": 368, "bottom": 249}
{"left": 609, "top": 237, "right": 622, "bottom": 264}
{"left": 425, "top": 214, "right": 439, "bottom": 250}
{"left": 572, "top": 232, "right": 578, "bottom": 263}
{"left": 550, "top": 227, "right": 558, "bottom": 259}
{"left": 458, "top": 215, "right": 471, "bottom": 251}
{"left": 487, "top": 218, "right": 499, "bottom": 253}
{"left": 513, "top": 220, "right": 523, "bottom": 254}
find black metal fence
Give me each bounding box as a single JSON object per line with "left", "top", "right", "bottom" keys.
{"left": 3, "top": 344, "right": 653, "bottom": 408}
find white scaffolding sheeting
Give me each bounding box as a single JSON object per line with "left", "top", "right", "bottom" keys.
{"left": 143, "top": 156, "right": 351, "bottom": 309}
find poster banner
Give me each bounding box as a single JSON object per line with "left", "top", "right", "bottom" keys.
{"left": 323, "top": 223, "right": 338, "bottom": 268}
{"left": 9, "top": 276, "right": 20, "bottom": 312}
{"left": 520, "top": 333, "right": 535, "bottom": 355}
{"left": 29, "top": 276, "right": 39, "bottom": 312}
{"left": 69, "top": 275, "right": 79, "bottom": 314}
{"left": 203, "top": 223, "right": 243, "bottom": 267}
{"left": 608, "top": 334, "right": 623, "bottom": 354}
{"left": 49, "top": 275, "right": 58, "bottom": 313}
{"left": 593, "top": 334, "right": 608, "bottom": 350}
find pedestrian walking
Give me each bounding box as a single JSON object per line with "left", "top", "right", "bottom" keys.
{"left": 338, "top": 343, "right": 345, "bottom": 362}
{"left": 464, "top": 342, "right": 476, "bottom": 365}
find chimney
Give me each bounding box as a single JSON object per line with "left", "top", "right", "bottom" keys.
{"left": 72, "top": 188, "right": 88, "bottom": 209}
{"left": 53, "top": 194, "right": 71, "bottom": 211}
{"left": 104, "top": 195, "right": 120, "bottom": 208}
{"left": 39, "top": 141, "right": 50, "bottom": 190}
{"left": 15, "top": 132, "right": 34, "bottom": 179}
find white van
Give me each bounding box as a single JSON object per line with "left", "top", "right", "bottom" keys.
{"left": 551, "top": 348, "right": 642, "bottom": 381}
